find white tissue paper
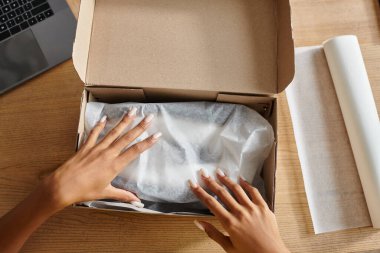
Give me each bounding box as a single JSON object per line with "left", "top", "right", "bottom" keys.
{"left": 84, "top": 102, "right": 274, "bottom": 204}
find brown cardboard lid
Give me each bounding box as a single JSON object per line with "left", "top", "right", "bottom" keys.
{"left": 73, "top": 0, "right": 294, "bottom": 94}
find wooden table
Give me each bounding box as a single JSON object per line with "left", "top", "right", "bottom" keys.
{"left": 1, "top": 0, "right": 380, "bottom": 252}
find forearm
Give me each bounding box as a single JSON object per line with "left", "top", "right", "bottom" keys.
{"left": 0, "top": 181, "right": 62, "bottom": 253}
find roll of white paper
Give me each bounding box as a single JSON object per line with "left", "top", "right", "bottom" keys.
{"left": 323, "top": 35, "right": 380, "bottom": 228}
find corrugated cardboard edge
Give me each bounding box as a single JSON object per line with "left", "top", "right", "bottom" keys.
{"left": 268, "top": 99, "right": 278, "bottom": 211}
{"left": 276, "top": 0, "right": 295, "bottom": 93}
{"left": 72, "top": 0, "right": 95, "bottom": 83}
{"left": 76, "top": 89, "right": 88, "bottom": 150}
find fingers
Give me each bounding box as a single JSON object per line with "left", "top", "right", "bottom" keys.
{"left": 216, "top": 170, "right": 253, "bottom": 207}
{"left": 102, "top": 185, "right": 140, "bottom": 203}
{"left": 110, "top": 114, "right": 154, "bottom": 152}
{"left": 97, "top": 108, "right": 137, "bottom": 149}
{"left": 199, "top": 169, "right": 242, "bottom": 213}
{"left": 81, "top": 116, "right": 107, "bottom": 150}
{"left": 117, "top": 132, "right": 161, "bottom": 165}
{"left": 194, "top": 220, "right": 233, "bottom": 252}
{"left": 189, "top": 179, "right": 232, "bottom": 221}
{"left": 239, "top": 177, "right": 268, "bottom": 208}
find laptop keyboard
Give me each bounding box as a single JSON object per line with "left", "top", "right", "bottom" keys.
{"left": 0, "top": 0, "right": 54, "bottom": 42}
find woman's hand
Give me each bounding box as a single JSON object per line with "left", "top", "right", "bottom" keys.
{"left": 189, "top": 169, "right": 289, "bottom": 253}
{"left": 0, "top": 108, "right": 160, "bottom": 252}
{"left": 43, "top": 109, "right": 160, "bottom": 211}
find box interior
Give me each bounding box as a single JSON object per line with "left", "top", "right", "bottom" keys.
{"left": 76, "top": 87, "right": 277, "bottom": 214}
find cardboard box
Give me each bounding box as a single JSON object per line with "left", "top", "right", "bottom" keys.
{"left": 72, "top": 0, "right": 294, "bottom": 215}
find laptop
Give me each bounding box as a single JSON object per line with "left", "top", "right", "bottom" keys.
{"left": 0, "top": 0, "right": 76, "bottom": 94}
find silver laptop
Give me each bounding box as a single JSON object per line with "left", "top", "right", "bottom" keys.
{"left": 0, "top": 0, "right": 76, "bottom": 94}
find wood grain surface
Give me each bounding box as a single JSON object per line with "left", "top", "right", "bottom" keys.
{"left": 0, "top": 0, "right": 380, "bottom": 252}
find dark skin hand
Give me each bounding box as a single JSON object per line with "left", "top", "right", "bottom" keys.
{"left": 189, "top": 168, "right": 289, "bottom": 253}
{"left": 0, "top": 109, "right": 289, "bottom": 253}
{"left": 0, "top": 109, "right": 160, "bottom": 253}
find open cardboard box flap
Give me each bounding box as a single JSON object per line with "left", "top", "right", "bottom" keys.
{"left": 73, "top": 0, "right": 294, "bottom": 95}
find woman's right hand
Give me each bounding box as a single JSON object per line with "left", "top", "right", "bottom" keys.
{"left": 189, "top": 169, "right": 289, "bottom": 253}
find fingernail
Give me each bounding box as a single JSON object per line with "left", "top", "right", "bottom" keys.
{"left": 200, "top": 168, "right": 209, "bottom": 178}
{"left": 239, "top": 175, "right": 247, "bottom": 182}
{"left": 188, "top": 179, "right": 198, "bottom": 188}
{"left": 194, "top": 220, "right": 205, "bottom": 232}
{"left": 152, "top": 132, "right": 162, "bottom": 139}
{"left": 100, "top": 115, "right": 107, "bottom": 123}
{"left": 128, "top": 107, "right": 137, "bottom": 117}
{"left": 144, "top": 114, "right": 154, "bottom": 123}
{"left": 131, "top": 201, "right": 144, "bottom": 208}
{"left": 216, "top": 168, "right": 225, "bottom": 177}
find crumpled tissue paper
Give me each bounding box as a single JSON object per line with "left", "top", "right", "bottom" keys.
{"left": 84, "top": 102, "right": 274, "bottom": 204}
